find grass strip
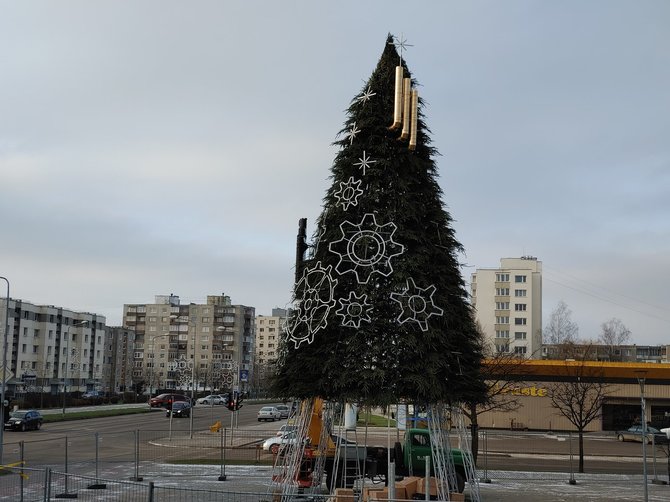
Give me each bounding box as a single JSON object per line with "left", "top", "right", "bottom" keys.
{"left": 42, "top": 407, "right": 152, "bottom": 423}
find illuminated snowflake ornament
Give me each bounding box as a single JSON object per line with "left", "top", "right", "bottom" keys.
{"left": 334, "top": 177, "right": 364, "bottom": 211}
{"left": 336, "top": 291, "right": 372, "bottom": 328}
{"left": 390, "top": 277, "right": 444, "bottom": 331}
{"left": 329, "top": 213, "right": 405, "bottom": 284}
{"left": 287, "top": 261, "right": 338, "bottom": 348}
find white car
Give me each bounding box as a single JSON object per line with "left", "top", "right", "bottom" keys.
{"left": 262, "top": 431, "right": 301, "bottom": 454}
{"left": 275, "top": 404, "right": 291, "bottom": 419}
{"left": 257, "top": 406, "right": 281, "bottom": 422}
{"left": 196, "top": 394, "right": 225, "bottom": 405}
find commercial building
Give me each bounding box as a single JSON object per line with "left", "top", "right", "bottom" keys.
{"left": 479, "top": 359, "right": 670, "bottom": 432}
{"left": 471, "top": 257, "right": 543, "bottom": 358}
{"left": 122, "top": 294, "right": 255, "bottom": 394}
{"left": 0, "top": 298, "right": 107, "bottom": 397}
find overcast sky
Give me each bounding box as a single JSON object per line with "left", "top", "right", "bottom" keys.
{"left": 1, "top": 1, "right": 668, "bottom": 345}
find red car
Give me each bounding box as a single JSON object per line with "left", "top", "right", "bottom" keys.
{"left": 149, "top": 393, "right": 191, "bottom": 409}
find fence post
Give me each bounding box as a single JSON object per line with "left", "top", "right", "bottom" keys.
{"left": 55, "top": 435, "right": 77, "bottom": 498}
{"left": 147, "top": 481, "right": 154, "bottom": 502}
{"left": 130, "top": 429, "right": 143, "bottom": 481}
{"left": 218, "top": 426, "right": 227, "bottom": 481}
{"left": 423, "top": 456, "right": 429, "bottom": 501}
{"left": 568, "top": 432, "right": 576, "bottom": 485}
{"left": 481, "top": 429, "right": 491, "bottom": 483}
{"left": 43, "top": 467, "right": 51, "bottom": 502}
{"left": 87, "top": 432, "right": 107, "bottom": 489}
{"left": 19, "top": 441, "right": 24, "bottom": 502}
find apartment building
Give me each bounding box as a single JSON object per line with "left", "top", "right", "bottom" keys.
{"left": 0, "top": 298, "right": 107, "bottom": 396}
{"left": 105, "top": 326, "right": 136, "bottom": 393}
{"left": 471, "top": 257, "right": 543, "bottom": 358}
{"left": 255, "top": 308, "right": 287, "bottom": 366}
{"left": 122, "top": 294, "right": 255, "bottom": 394}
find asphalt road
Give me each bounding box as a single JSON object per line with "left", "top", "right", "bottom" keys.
{"left": 3, "top": 403, "right": 668, "bottom": 478}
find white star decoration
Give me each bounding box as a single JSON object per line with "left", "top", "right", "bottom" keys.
{"left": 357, "top": 86, "right": 376, "bottom": 105}
{"left": 347, "top": 122, "right": 360, "bottom": 145}
{"left": 390, "top": 277, "right": 444, "bottom": 331}
{"left": 353, "top": 150, "right": 377, "bottom": 175}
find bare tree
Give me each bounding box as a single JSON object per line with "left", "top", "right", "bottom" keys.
{"left": 547, "top": 355, "right": 610, "bottom": 473}
{"left": 463, "top": 326, "right": 526, "bottom": 462}
{"left": 544, "top": 301, "right": 579, "bottom": 345}
{"left": 599, "top": 318, "right": 631, "bottom": 359}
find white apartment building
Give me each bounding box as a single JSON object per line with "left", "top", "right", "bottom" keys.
{"left": 253, "top": 308, "right": 287, "bottom": 397}
{"left": 0, "top": 298, "right": 108, "bottom": 396}
{"left": 123, "top": 294, "right": 255, "bottom": 394}
{"left": 471, "top": 257, "right": 543, "bottom": 358}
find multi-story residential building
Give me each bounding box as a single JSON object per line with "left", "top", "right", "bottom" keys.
{"left": 105, "top": 326, "right": 136, "bottom": 393}
{"left": 253, "top": 308, "right": 287, "bottom": 396}
{"left": 255, "top": 308, "right": 286, "bottom": 366}
{"left": 0, "top": 298, "right": 107, "bottom": 396}
{"left": 122, "top": 294, "right": 255, "bottom": 394}
{"left": 471, "top": 257, "right": 543, "bottom": 358}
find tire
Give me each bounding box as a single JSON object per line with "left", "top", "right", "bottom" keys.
{"left": 202, "top": 400, "right": 208, "bottom": 405}
{"left": 271, "top": 444, "right": 280, "bottom": 455}
{"left": 617, "top": 434, "right": 625, "bottom": 442}
{"left": 20, "top": 424, "right": 25, "bottom": 432}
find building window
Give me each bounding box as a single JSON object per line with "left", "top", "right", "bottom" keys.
{"left": 515, "top": 275, "right": 527, "bottom": 283}
{"left": 495, "top": 302, "right": 510, "bottom": 310}
{"left": 514, "top": 318, "right": 527, "bottom": 326}
{"left": 496, "top": 273, "right": 510, "bottom": 282}
{"left": 496, "top": 344, "right": 509, "bottom": 353}
{"left": 495, "top": 288, "right": 510, "bottom": 296}
{"left": 495, "top": 316, "right": 509, "bottom": 324}
{"left": 514, "top": 304, "right": 527, "bottom": 312}
{"left": 34, "top": 329, "right": 40, "bottom": 337}
{"left": 514, "top": 332, "right": 527, "bottom": 340}
{"left": 495, "top": 330, "right": 509, "bottom": 338}
{"left": 514, "top": 346, "right": 527, "bottom": 355}
{"left": 514, "top": 289, "right": 527, "bottom": 297}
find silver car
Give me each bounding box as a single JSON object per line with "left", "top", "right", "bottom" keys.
{"left": 257, "top": 406, "right": 281, "bottom": 422}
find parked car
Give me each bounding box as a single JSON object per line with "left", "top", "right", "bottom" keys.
{"left": 616, "top": 425, "right": 669, "bottom": 444}
{"left": 166, "top": 401, "right": 191, "bottom": 418}
{"left": 257, "top": 406, "right": 281, "bottom": 422}
{"left": 149, "top": 393, "right": 191, "bottom": 409}
{"left": 276, "top": 424, "right": 298, "bottom": 437}
{"left": 196, "top": 394, "right": 225, "bottom": 405}
{"left": 82, "top": 391, "right": 102, "bottom": 399}
{"left": 4, "top": 410, "right": 43, "bottom": 431}
{"left": 262, "top": 431, "right": 301, "bottom": 454}
{"left": 275, "top": 404, "right": 291, "bottom": 419}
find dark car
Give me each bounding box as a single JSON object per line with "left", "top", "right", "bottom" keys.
{"left": 4, "top": 410, "right": 43, "bottom": 431}
{"left": 616, "top": 425, "right": 669, "bottom": 444}
{"left": 166, "top": 401, "right": 191, "bottom": 418}
{"left": 149, "top": 393, "right": 190, "bottom": 409}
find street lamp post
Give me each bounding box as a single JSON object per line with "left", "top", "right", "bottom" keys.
{"left": 636, "top": 370, "right": 649, "bottom": 502}
{"left": 170, "top": 315, "right": 196, "bottom": 439}
{"left": 0, "top": 276, "right": 11, "bottom": 465}
{"left": 62, "top": 320, "right": 88, "bottom": 418}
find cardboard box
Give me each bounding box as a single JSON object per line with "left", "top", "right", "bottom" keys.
{"left": 416, "top": 476, "right": 438, "bottom": 497}
{"left": 449, "top": 492, "right": 465, "bottom": 501}
{"left": 334, "top": 487, "right": 356, "bottom": 502}
{"left": 395, "top": 476, "right": 419, "bottom": 498}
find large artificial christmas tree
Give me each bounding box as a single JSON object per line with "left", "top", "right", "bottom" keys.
{"left": 274, "top": 35, "right": 486, "bottom": 408}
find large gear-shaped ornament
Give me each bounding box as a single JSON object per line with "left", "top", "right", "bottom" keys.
{"left": 390, "top": 277, "right": 444, "bottom": 331}
{"left": 287, "top": 261, "right": 338, "bottom": 348}
{"left": 334, "top": 177, "right": 364, "bottom": 211}
{"left": 329, "top": 213, "right": 404, "bottom": 284}
{"left": 336, "top": 291, "right": 372, "bottom": 328}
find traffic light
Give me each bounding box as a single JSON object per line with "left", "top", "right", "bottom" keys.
{"left": 235, "top": 394, "right": 243, "bottom": 411}
{"left": 226, "top": 393, "right": 234, "bottom": 411}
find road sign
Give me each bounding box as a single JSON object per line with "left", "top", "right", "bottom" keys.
{"left": 0, "top": 366, "right": 14, "bottom": 383}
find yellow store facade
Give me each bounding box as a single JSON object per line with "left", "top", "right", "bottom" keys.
{"left": 478, "top": 360, "right": 670, "bottom": 432}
